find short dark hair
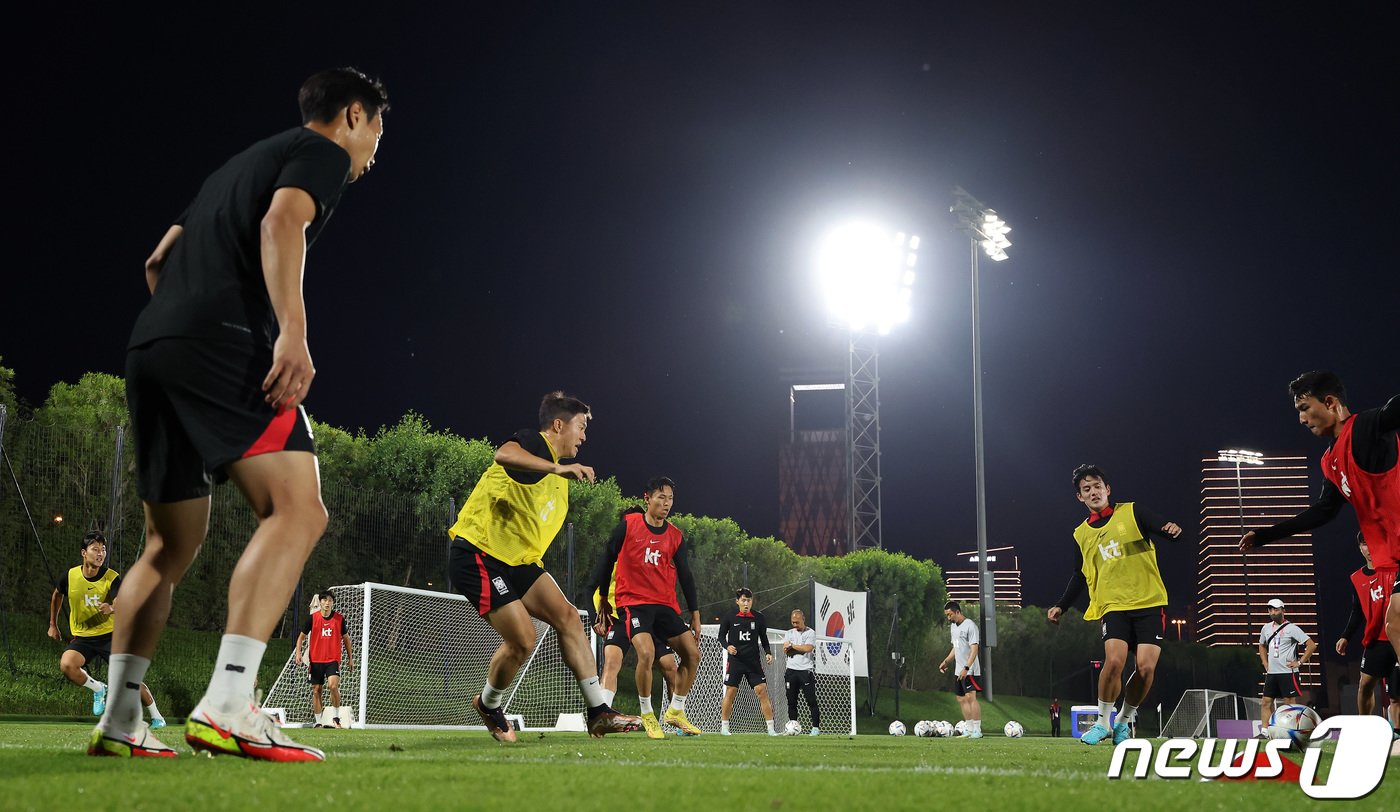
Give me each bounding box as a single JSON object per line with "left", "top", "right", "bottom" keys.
{"left": 736, "top": 587, "right": 753, "bottom": 599}
{"left": 298, "top": 67, "right": 389, "bottom": 125}
{"left": 539, "top": 391, "right": 591, "bottom": 430}
{"left": 1289, "top": 371, "right": 1347, "bottom": 407}
{"left": 645, "top": 476, "right": 676, "bottom": 496}
{"left": 944, "top": 600, "right": 961, "bottom": 613}
{"left": 1072, "top": 464, "right": 1108, "bottom": 492}
{"left": 81, "top": 531, "right": 106, "bottom": 549}
{"left": 320, "top": 590, "right": 336, "bottom": 603}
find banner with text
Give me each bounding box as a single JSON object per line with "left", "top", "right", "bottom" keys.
{"left": 814, "top": 582, "right": 868, "bottom": 677}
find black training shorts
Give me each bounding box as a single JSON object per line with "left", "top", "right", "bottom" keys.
{"left": 1100, "top": 606, "right": 1166, "bottom": 648}
{"left": 448, "top": 537, "right": 547, "bottom": 617}
{"left": 1261, "top": 672, "right": 1303, "bottom": 699}
{"left": 1360, "top": 639, "right": 1399, "bottom": 679}
{"left": 309, "top": 661, "right": 341, "bottom": 686}
{"left": 65, "top": 632, "right": 112, "bottom": 666}
{"left": 725, "top": 655, "right": 767, "bottom": 688}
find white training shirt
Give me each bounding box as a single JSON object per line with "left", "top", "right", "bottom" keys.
{"left": 952, "top": 617, "right": 981, "bottom": 675}
{"left": 784, "top": 627, "right": 815, "bottom": 671}
{"left": 1259, "top": 620, "right": 1310, "bottom": 674}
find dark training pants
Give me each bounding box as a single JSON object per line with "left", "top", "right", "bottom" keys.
{"left": 785, "top": 668, "right": 820, "bottom": 728}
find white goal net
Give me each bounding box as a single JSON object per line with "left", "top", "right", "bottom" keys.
{"left": 264, "top": 582, "right": 594, "bottom": 730}
{"left": 1161, "top": 688, "right": 1244, "bottom": 738}
{"left": 660, "top": 624, "right": 855, "bottom": 735}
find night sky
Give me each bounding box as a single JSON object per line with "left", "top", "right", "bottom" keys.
{"left": 6, "top": 6, "right": 1397, "bottom": 651}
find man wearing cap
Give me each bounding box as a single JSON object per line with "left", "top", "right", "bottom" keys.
{"left": 1257, "top": 598, "right": 1317, "bottom": 736}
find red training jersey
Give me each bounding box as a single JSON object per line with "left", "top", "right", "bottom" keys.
{"left": 613, "top": 513, "right": 684, "bottom": 612}
{"left": 1349, "top": 567, "right": 1392, "bottom": 646}
{"left": 1322, "top": 416, "right": 1400, "bottom": 569}
{"left": 305, "top": 611, "right": 347, "bottom": 663}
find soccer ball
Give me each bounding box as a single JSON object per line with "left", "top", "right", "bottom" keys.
{"left": 914, "top": 720, "right": 935, "bottom": 738}
{"left": 1268, "top": 704, "right": 1321, "bottom": 744}
{"left": 954, "top": 720, "right": 968, "bottom": 737}
{"left": 1004, "top": 720, "right": 1025, "bottom": 738}
{"left": 783, "top": 719, "right": 802, "bottom": 736}
{"left": 934, "top": 720, "right": 954, "bottom": 737}
{"left": 888, "top": 720, "right": 907, "bottom": 736}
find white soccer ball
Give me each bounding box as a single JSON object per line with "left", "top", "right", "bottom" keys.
{"left": 954, "top": 719, "right": 968, "bottom": 737}
{"left": 783, "top": 719, "right": 802, "bottom": 736}
{"left": 934, "top": 720, "right": 954, "bottom": 737}
{"left": 913, "top": 719, "right": 935, "bottom": 738}
{"left": 888, "top": 720, "right": 907, "bottom": 736}
{"left": 1004, "top": 720, "right": 1024, "bottom": 738}
{"left": 1268, "top": 704, "right": 1321, "bottom": 744}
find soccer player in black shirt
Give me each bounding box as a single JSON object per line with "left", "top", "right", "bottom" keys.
{"left": 91, "top": 68, "right": 387, "bottom": 761}
{"left": 717, "top": 588, "right": 777, "bottom": 735}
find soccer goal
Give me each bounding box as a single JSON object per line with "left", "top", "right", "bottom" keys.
{"left": 659, "top": 624, "right": 856, "bottom": 735}
{"left": 1161, "top": 689, "right": 1247, "bottom": 738}
{"left": 264, "top": 582, "right": 595, "bottom": 730}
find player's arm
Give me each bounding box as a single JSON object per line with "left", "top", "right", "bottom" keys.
{"left": 99, "top": 574, "right": 121, "bottom": 615}
{"left": 1132, "top": 505, "right": 1183, "bottom": 541}
{"left": 588, "top": 523, "right": 627, "bottom": 623}
{"left": 938, "top": 643, "right": 956, "bottom": 672}
{"left": 295, "top": 614, "right": 312, "bottom": 665}
{"left": 757, "top": 612, "right": 773, "bottom": 662}
{"left": 258, "top": 186, "right": 318, "bottom": 410}
{"left": 1241, "top": 481, "right": 1345, "bottom": 551}
{"left": 47, "top": 587, "right": 64, "bottom": 640}
{"left": 794, "top": 630, "right": 815, "bottom": 654}
{"left": 673, "top": 541, "right": 701, "bottom": 634}
{"left": 143, "top": 224, "right": 183, "bottom": 294}
{"left": 719, "top": 615, "right": 736, "bottom": 655}
{"left": 1256, "top": 643, "right": 1268, "bottom": 670}
{"left": 1294, "top": 635, "right": 1317, "bottom": 669}
{"left": 1048, "top": 547, "right": 1086, "bottom": 624}
{"left": 1337, "top": 590, "right": 1363, "bottom": 654}
{"left": 341, "top": 621, "right": 353, "bottom": 665}
{"left": 963, "top": 642, "right": 980, "bottom": 676}
{"left": 494, "top": 440, "right": 595, "bottom": 482}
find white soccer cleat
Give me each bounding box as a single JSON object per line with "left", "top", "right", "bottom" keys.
{"left": 185, "top": 697, "right": 325, "bottom": 762}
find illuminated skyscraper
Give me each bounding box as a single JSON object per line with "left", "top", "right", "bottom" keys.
{"left": 1197, "top": 453, "right": 1320, "bottom": 688}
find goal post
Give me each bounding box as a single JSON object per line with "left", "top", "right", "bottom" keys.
{"left": 1161, "top": 688, "right": 1241, "bottom": 738}
{"left": 264, "top": 582, "right": 594, "bottom": 730}
{"left": 659, "top": 624, "right": 856, "bottom": 735}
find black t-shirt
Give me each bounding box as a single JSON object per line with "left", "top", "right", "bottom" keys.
{"left": 128, "top": 127, "right": 351, "bottom": 349}
{"left": 718, "top": 608, "right": 770, "bottom": 660}
{"left": 501, "top": 430, "right": 555, "bottom": 485}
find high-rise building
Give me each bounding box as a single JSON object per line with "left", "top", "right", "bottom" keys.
{"left": 778, "top": 383, "right": 847, "bottom": 556}
{"left": 1197, "top": 453, "right": 1320, "bottom": 688}
{"left": 943, "top": 545, "right": 1023, "bottom": 608}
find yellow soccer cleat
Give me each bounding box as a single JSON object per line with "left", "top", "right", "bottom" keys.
{"left": 640, "top": 712, "right": 666, "bottom": 739}
{"left": 664, "top": 707, "right": 702, "bottom": 736}
{"left": 87, "top": 723, "right": 178, "bottom": 758}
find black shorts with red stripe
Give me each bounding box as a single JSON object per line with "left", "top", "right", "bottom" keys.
{"left": 448, "top": 537, "right": 546, "bottom": 617}
{"left": 603, "top": 620, "right": 676, "bottom": 658}
{"left": 1100, "top": 606, "right": 1167, "bottom": 648}
{"left": 1261, "top": 671, "right": 1304, "bottom": 699}
{"left": 126, "top": 338, "right": 316, "bottom": 502}
{"left": 954, "top": 673, "right": 982, "bottom": 697}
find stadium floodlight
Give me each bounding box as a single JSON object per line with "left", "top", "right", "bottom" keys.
{"left": 1171, "top": 618, "right": 1186, "bottom": 640}
{"left": 1219, "top": 448, "right": 1264, "bottom": 644}
{"left": 815, "top": 221, "right": 919, "bottom": 336}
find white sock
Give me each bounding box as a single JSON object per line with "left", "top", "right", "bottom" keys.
{"left": 1098, "top": 700, "right": 1116, "bottom": 724}
{"left": 146, "top": 700, "right": 164, "bottom": 720}
{"left": 721, "top": 720, "right": 730, "bottom": 733}
{"left": 101, "top": 654, "right": 151, "bottom": 733}
{"left": 601, "top": 688, "right": 615, "bottom": 705}
{"left": 972, "top": 720, "right": 981, "bottom": 733}
{"left": 84, "top": 674, "right": 105, "bottom": 693}
{"left": 766, "top": 719, "right": 776, "bottom": 733}
{"left": 207, "top": 634, "right": 266, "bottom": 714}
{"left": 639, "top": 695, "right": 653, "bottom": 715}
{"left": 578, "top": 675, "right": 606, "bottom": 708}
{"left": 1121, "top": 703, "right": 1138, "bottom": 724}
{"left": 669, "top": 693, "right": 687, "bottom": 713}
{"left": 481, "top": 680, "right": 506, "bottom": 709}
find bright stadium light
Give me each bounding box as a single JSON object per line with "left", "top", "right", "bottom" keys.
{"left": 816, "top": 221, "right": 918, "bottom": 336}
{"left": 1218, "top": 449, "right": 1264, "bottom": 465}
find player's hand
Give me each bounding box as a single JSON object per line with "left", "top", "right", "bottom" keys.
{"left": 293, "top": 654, "right": 301, "bottom": 666}
{"left": 766, "top": 653, "right": 774, "bottom": 664}
{"left": 1047, "top": 606, "right": 1063, "bottom": 625}
{"left": 263, "top": 332, "right": 315, "bottom": 409}
{"left": 938, "top": 661, "right": 947, "bottom": 674}
{"left": 727, "top": 645, "right": 737, "bottom": 655}
{"left": 556, "top": 463, "right": 596, "bottom": 483}
{"left": 98, "top": 602, "right": 115, "bottom": 616}
{"left": 1239, "top": 531, "right": 1259, "bottom": 552}
{"left": 593, "top": 618, "right": 607, "bottom": 635}
{"left": 1161, "top": 522, "right": 1182, "bottom": 538}
{"left": 1287, "top": 660, "right": 1299, "bottom": 669}
{"left": 47, "top": 624, "right": 61, "bottom": 641}
{"left": 1335, "top": 639, "right": 1347, "bottom": 655}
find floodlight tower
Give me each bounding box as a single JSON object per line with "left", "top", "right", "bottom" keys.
{"left": 1218, "top": 448, "right": 1264, "bottom": 643}
{"left": 816, "top": 222, "right": 919, "bottom": 551}
{"left": 950, "top": 186, "right": 1012, "bottom": 700}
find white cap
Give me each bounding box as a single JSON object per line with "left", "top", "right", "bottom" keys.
{"left": 1267, "top": 598, "right": 1285, "bottom": 609}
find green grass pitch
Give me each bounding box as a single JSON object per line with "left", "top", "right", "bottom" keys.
{"left": 2, "top": 723, "right": 1393, "bottom": 811}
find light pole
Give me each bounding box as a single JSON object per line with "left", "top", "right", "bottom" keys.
{"left": 1218, "top": 449, "right": 1263, "bottom": 644}
{"left": 816, "top": 221, "right": 919, "bottom": 552}
{"left": 950, "top": 186, "right": 1011, "bottom": 701}
{"left": 1172, "top": 618, "right": 1186, "bottom": 641}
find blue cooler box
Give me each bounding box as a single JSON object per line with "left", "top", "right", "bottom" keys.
{"left": 1070, "top": 705, "right": 1117, "bottom": 738}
